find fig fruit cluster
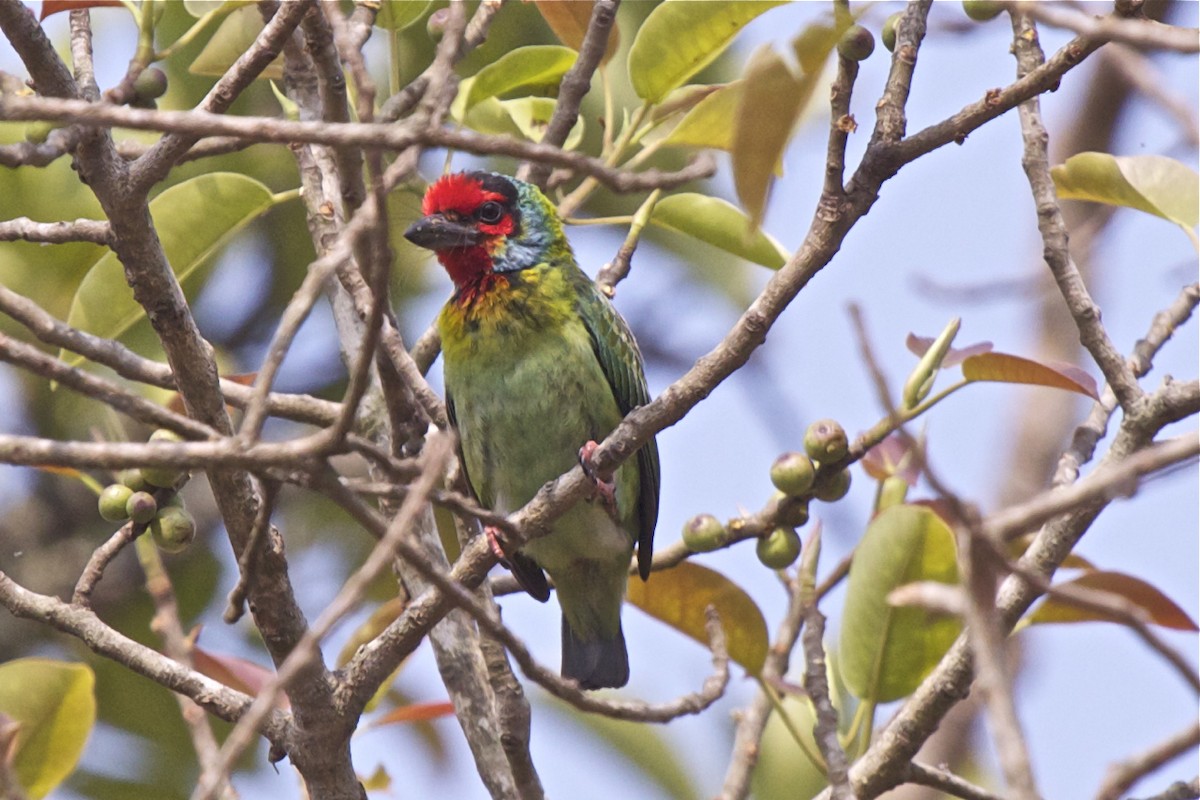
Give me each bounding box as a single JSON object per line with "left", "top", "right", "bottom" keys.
{"left": 96, "top": 429, "right": 196, "bottom": 554}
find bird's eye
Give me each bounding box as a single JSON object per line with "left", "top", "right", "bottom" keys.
{"left": 478, "top": 201, "right": 504, "bottom": 224}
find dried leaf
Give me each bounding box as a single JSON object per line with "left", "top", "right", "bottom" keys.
{"left": 962, "top": 352, "right": 1099, "bottom": 400}
{"left": 533, "top": 1, "right": 619, "bottom": 64}
{"left": 367, "top": 701, "right": 455, "bottom": 729}
{"left": 191, "top": 647, "right": 288, "bottom": 708}
{"left": 627, "top": 562, "right": 768, "bottom": 676}
{"left": 1029, "top": 571, "right": 1199, "bottom": 631}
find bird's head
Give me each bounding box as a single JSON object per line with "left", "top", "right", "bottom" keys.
{"left": 404, "top": 171, "right": 569, "bottom": 292}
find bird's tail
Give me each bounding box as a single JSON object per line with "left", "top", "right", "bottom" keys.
{"left": 561, "top": 615, "right": 629, "bottom": 690}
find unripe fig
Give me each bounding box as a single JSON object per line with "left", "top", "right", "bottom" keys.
{"left": 142, "top": 465, "right": 183, "bottom": 489}
{"left": 804, "top": 419, "right": 849, "bottom": 464}
{"left": 882, "top": 12, "right": 902, "bottom": 52}
{"left": 813, "top": 468, "right": 852, "bottom": 503}
{"left": 962, "top": 0, "right": 1003, "bottom": 21}
{"left": 770, "top": 451, "right": 816, "bottom": 497}
{"left": 144, "top": 429, "right": 186, "bottom": 488}
{"left": 125, "top": 491, "right": 158, "bottom": 524}
{"left": 118, "top": 468, "right": 147, "bottom": 491}
{"left": 98, "top": 484, "right": 134, "bottom": 522}
{"left": 134, "top": 67, "right": 168, "bottom": 101}
{"left": 682, "top": 513, "right": 726, "bottom": 553}
{"left": 756, "top": 527, "right": 802, "bottom": 570}
{"left": 837, "top": 24, "right": 875, "bottom": 61}
{"left": 151, "top": 506, "right": 196, "bottom": 554}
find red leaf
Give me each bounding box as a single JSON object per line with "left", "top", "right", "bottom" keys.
{"left": 962, "top": 352, "right": 1100, "bottom": 400}
{"left": 905, "top": 333, "right": 993, "bottom": 367}
{"left": 861, "top": 434, "right": 922, "bottom": 485}
{"left": 368, "top": 701, "right": 455, "bottom": 729}
{"left": 40, "top": 0, "right": 124, "bottom": 20}
{"left": 1029, "top": 570, "right": 1199, "bottom": 631}
{"left": 192, "top": 646, "right": 290, "bottom": 709}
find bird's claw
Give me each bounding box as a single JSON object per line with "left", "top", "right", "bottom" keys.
{"left": 484, "top": 525, "right": 510, "bottom": 564}
{"left": 578, "top": 440, "right": 617, "bottom": 514}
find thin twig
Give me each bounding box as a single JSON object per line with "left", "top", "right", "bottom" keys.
{"left": 0, "top": 217, "right": 110, "bottom": 244}
{"left": 1097, "top": 722, "right": 1200, "bottom": 800}
{"left": 0, "top": 95, "right": 719, "bottom": 195}
{"left": 905, "top": 761, "right": 1007, "bottom": 800}
{"left": 1009, "top": 1, "right": 1199, "bottom": 53}
{"left": 803, "top": 605, "right": 854, "bottom": 799}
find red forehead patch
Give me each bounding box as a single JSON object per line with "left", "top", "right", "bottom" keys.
{"left": 423, "top": 173, "right": 506, "bottom": 216}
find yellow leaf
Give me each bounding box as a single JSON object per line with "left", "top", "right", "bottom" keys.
{"left": 627, "top": 562, "right": 768, "bottom": 675}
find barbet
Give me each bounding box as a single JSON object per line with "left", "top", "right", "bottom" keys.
{"left": 404, "top": 171, "right": 659, "bottom": 690}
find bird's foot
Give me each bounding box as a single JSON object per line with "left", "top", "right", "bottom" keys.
{"left": 578, "top": 440, "right": 617, "bottom": 514}
{"left": 484, "top": 525, "right": 511, "bottom": 564}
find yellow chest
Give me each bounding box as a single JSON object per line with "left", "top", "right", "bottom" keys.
{"left": 438, "top": 266, "right": 577, "bottom": 363}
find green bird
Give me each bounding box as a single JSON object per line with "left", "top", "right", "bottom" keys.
{"left": 404, "top": 171, "right": 659, "bottom": 690}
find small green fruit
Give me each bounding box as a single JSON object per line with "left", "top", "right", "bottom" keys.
{"left": 133, "top": 67, "right": 168, "bottom": 101}
{"left": 99, "top": 484, "right": 134, "bottom": 522}
{"left": 882, "top": 12, "right": 902, "bottom": 52}
{"left": 962, "top": 0, "right": 1003, "bottom": 22}
{"left": 837, "top": 24, "right": 875, "bottom": 61}
{"left": 118, "top": 468, "right": 147, "bottom": 491}
{"left": 805, "top": 419, "right": 850, "bottom": 464}
{"left": 770, "top": 452, "right": 816, "bottom": 497}
{"left": 756, "top": 527, "right": 802, "bottom": 570}
{"left": 151, "top": 506, "right": 196, "bottom": 554}
{"left": 682, "top": 513, "right": 726, "bottom": 553}
{"left": 142, "top": 465, "right": 183, "bottom": 489}
{"left": 126, "top": 491, "right": 158, "bottom": 524}
{"left": 813, "top": 468, "right": 852, "bottom": 503}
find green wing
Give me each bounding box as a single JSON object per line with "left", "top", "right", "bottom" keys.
{"left": 573, "top": 270, "right": 660, "bottom": 580}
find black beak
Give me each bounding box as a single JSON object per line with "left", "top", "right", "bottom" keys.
{"left": 404, "top": 215, "right": 483, "bottom": 251}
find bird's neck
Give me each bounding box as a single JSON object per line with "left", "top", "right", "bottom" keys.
{"left": 438, "top": 245, "right": 494, "bottom": 291}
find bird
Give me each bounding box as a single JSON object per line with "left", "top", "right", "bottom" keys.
{"left": 404, "top": 171, "right": 659, "bottom": 690}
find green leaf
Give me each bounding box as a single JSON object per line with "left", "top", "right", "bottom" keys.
{"left": 627, "top": 0, "right": 788, "bottom": 103}
{"left": 182, "top": 0, "right": 250, "bottom": 18}
{"left": 500, "top": 96, "right": 585, "bottom": 150}
{"left": 627, "top": 561, "right": 768, "bottom": 675}
{"left": 961, "top": 352, "right": 1099, "bottom": 400}
{"left": 650, "top": 193, "right": 788, "bottom": 269}
{"left": 0, "top": 658, "right": 95, "bottom": 799}
{"left": 840, "top": 505, "right": 962, "bottom": 703}
{"left": 660, "top": 81, "right": 742, "bottom": 151}
{"left": 464, "top": 45, "right": 578, "bottom": 111}
{"left": 189, "top": 5, "right": 285, "bottom": 79}
{"left": 1028, "top": 571, "right": 1199, "bottom": 631}
{"left": 1051, "top": 153, "right": 1199, "bottom": 229}
{"left": 376, "top": 0, "right": 432, "bottom": 31}
{"left": 62, "top": 173, "right": 279, "bottom": 367}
